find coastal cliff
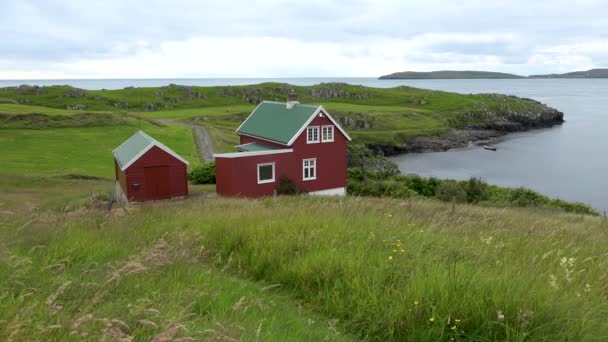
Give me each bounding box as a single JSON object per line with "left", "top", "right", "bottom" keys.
{"left": 368, "top": 100, "right": 564, "bottom": 155}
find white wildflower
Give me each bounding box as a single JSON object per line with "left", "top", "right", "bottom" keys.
{"left": 549, "top": 274, "right": 559, "bottom": 290}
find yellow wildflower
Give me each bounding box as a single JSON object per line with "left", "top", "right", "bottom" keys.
{"left": 414, "top": 300, "right": 419, "bottom": 305}
{"left": 388, "top": 256, "right": 393, "bottom": 261}
{"left": 429, "top": 316, "right": 436, "bottom": 322}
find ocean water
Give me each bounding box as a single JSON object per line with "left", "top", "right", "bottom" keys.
{"left": 2, "top": 77, "right": 607, "bottom": 209}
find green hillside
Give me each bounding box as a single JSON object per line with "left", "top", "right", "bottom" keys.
{"left": 0, "top": 83, "right": 602, "bottom": 340}
{"left": 379, "top": 70, "right": 524, "bottom": 79}
{"left": 0, "top": 82, "right": 554, "bottom": 147}
{"left": 1, "top": 173, "right": 607, "bottom": 340}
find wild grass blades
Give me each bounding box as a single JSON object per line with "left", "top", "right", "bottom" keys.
{"left": 184, "top": 195, "right": 608, "bottom": 340}
{"left": 2, "top": 180, "right": 608, "bottom": 340}
{"left": 0, "top": 192, "right": 346, "bottom": 340}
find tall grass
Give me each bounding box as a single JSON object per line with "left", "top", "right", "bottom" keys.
{"left": 3, "top": 185, "right": 608, "bottom": 340}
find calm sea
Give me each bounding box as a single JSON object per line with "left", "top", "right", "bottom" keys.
{"left": 2, "top": 77, "right": 607, "bottom": 209}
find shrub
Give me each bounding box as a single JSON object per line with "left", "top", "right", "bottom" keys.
{"left": 188, "top": 162, "right": 216, "bottom": 184}
{"left": 276, "top": 176, "right": 303, "bottom": 195}
{"left": 550, "top": 198, "right": 598, "bottom": 215}
{"left": 465, "top": 177, "right": 489, "bottom": 203}
{"left": 348, "top": 144, "right": 399, "bottom": 180}
{"left": 509, "top": 187, "right": 548, "bottom": 207}
{"left": 435, "top": 181, "right": 467, "bottom": 203}
{"left": 403, "top": 175, "right": 437, "bottom": 197}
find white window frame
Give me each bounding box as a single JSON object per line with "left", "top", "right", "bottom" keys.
{"left": 307, "top": 126, "right": 320, "bottom": 144}
{"left": 303, "top": 158, "right": 317, "bottom": 181}
{"left": 321, "top": 125, "right": 334, "bottom": 142}
{"left": 257, "top": 162, "right": 275, "bottom": 184}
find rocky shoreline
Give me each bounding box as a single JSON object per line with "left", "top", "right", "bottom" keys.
{"left": 368, "top": 105, "right": 564, "bottom": 156}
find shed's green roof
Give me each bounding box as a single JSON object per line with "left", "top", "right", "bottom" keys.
{"left": 113, "top": 130, "right": 187, "bottom": 169}
{"left": 237, "top": 101, "right": 320, "bottom": 144}
{"left": 236, "top": 142, "right": 278, "bottom": 152}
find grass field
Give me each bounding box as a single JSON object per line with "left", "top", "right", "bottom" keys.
{"left": 0, "top": 119, "right": 199, "bottom": 178}
{"left": 1, "top": 174, "right": 607, "bottom": 340}
{"left": 0, "top": 177, "right": 347, "bottom": 341}
{"left": 1, "top": 83, "right": 599, "bottom": 340}
{"left": 0, "top": 103, "right": 87, "bottom": 115}
{"left": 1, "top": 83, "right": 551, "bottom": 148}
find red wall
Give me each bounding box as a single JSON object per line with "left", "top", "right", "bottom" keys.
{"left": 123, "top": 146, "right": 188, "bottom": 202}
{"left": 216, "top": 152, "right": 293, "bottom": 197}
{"left": 218, "top": 111, "right": 348, "bottom": 197}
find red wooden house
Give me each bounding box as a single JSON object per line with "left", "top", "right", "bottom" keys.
{"left": 214, "top": 94, "right": 351, "bottom": 197}
{"left": 113, "top": 131, "right": 189, "bottom": 203}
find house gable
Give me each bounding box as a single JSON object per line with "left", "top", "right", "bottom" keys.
{"left": 287, "top": 107, "right": 351, "bottom": 146}
{"left": 113, "top": 130, "right": 189, "bottom": 171}
{"left": 236, "top": 101, "right": 351, "bottom": 147}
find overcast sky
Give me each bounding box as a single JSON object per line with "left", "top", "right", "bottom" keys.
{"left": 1, "top": 0, "right": 607, "bottom": 79}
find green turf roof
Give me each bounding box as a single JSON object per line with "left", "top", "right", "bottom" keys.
{"left": 237, "top": 101, "right": 320, "bottom": 144}
{"left": 113, "top": 130, "right": 187, "bottom": 169}
{"left": 236, "top": 142, "right": 278, "bottom": 152}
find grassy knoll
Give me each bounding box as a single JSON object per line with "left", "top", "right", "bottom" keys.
{"left": 1, "top": 175, "right": 607, "bottom": 340}
{"left": 1, "top": 83, "right": 551, "bottom": 148}
{"left": 0, "top": 177, "right": 346, "bottom": 341}
{"left": 0, "top": 118, "right": 199, "bottom": 178}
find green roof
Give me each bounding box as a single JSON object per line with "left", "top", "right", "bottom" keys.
{"left": 236, "top": 101, "right": 320, "bottom": 144}
{"left": 236, "top": 142, "right": 278, "bottom": 152}
{"left": 113, "top": 130, "right": 188, "bottom": 169}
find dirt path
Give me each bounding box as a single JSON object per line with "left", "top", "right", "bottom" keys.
{"left": 159, "top": 120, "right": 214, "bottom": 162}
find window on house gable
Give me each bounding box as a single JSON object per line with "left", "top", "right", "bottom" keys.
{"left": 257, "top": 162, "right": 275, "bottom": 184}
{"left": 303, "top": 158, "right": 316, "bottom": 181}
{"left": 322, "top": 125, "right": 334, "bottom": 142}
{"left": 307, "top": 126, "right": 319, "bottom": 143}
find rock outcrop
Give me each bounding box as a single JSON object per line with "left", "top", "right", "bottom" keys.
{"left": 369, "top": 106, "right": 564, "bottom": 156}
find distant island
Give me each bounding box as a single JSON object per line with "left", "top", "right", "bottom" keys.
{"left": 529, "top": 68, "right": 608, "bottom": 78}
{"left": 379, "top": 68, "right": 608, "bottom": 79}
{"left": 379, "top": 70, "right": 523, "bottom": 79}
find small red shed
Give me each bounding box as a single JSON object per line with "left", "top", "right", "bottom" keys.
{"left": 214, "top": 93, "right": 352, "bottom": 197}
{"left": 113, "top": 131, "right": 189, "bottom": 203}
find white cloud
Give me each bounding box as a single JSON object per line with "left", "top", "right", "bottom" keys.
{"left": 1, "top": 1, "right": 607, "bottom": 78}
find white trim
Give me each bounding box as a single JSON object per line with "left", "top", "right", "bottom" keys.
{"left": 235, "top": 101, "right": 266, "bottom": 133}
{"left": 306, "top": 126, "right": 320, "bottom": 144}
{"left": 309, "top": 187, "right": 346, "bottom": 196}
{"left": 213, "top": 149, "right": 293, "bottom": 159}
{"left": 318, "top": 106, "right": 352, "bottom": 142}
{"left": 321, "top": 125, "right": 334, "bottom": 142}
{"left": 257, "top": 162, "right": 275, "bottom": 184}
{"left": 286, "top": 106, "right": 352, "bottom": 145}
{"left": 116, "top": 141, "right": 189, "bottom": 171}
{"left": 238, "top": 132, "right": 289, "bottom": 146}
{"left": 302, "top": 158, "right": 317, "bottom": 181}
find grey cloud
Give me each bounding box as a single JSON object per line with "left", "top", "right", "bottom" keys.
{"left": 1, "top": 0, "right": 608, "bottom": 75}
